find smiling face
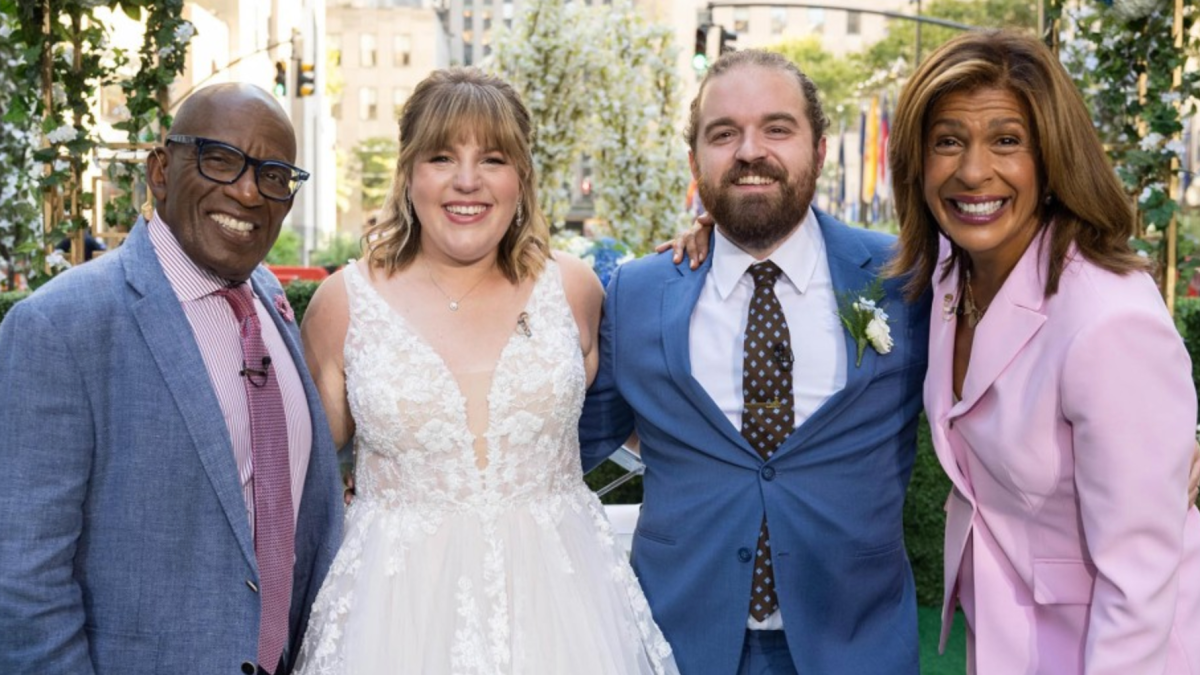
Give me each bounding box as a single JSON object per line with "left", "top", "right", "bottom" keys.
{"left": 923, "top": 86, "right": 1042, "bottom": 276}
{"left": 410, "top": 136, "right": 520, "bottom": 267}
{"left": 689, "top": 64, "right": 826, "bottom": 257}
{"left": 148, "top": 85, "right": 297, "bottom": 283}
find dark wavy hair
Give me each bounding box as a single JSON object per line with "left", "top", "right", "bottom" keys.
{"left": 885, "top": 29, "right": 1147, "bottom": 300}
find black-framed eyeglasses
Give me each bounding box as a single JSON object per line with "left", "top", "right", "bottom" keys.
{"left": 165, "top": 134, "right": 310, "bottom": 202}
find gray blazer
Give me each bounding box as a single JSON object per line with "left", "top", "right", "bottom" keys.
{"left": 0, "top": 222, "right": 343, "bottom": 674}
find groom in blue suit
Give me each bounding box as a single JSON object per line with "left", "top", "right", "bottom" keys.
{"left": 0, "top": 84, "right": 342, "bottom": 674}
{"left": 581, "top": 51, "right": 931, "bottom": 674}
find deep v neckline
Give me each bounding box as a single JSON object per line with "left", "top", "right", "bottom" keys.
{"left": 349, "top": 262, "right": 548, "bottom": 470}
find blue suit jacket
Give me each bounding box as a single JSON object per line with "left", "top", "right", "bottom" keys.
{"left": 581, "top": 210, "right": 932, "bottom": 674}
{"left": 0, "top": 223, "right": 343, "bottom": 674}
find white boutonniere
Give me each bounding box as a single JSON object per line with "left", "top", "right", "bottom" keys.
{"left": 837, "top": 280, "right": 893, "bottom": 367}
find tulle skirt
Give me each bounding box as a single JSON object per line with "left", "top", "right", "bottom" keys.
{"left": 293, "top": 494, "right": 678, "bottom": 675}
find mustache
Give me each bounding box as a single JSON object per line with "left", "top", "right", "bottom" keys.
{"left": 722, "top": 160, "right": 787, "bottom": 187}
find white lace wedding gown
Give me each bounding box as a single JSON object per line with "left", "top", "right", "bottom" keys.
{"left": 293, "top": 261, "right": 677, "bottom": 675}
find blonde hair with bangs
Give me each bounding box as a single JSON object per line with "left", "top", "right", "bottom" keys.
{"left": 886, "top": 29, "right": 1146, "bottom": 301}
{"left": 365, "top": 67, "right": 549, "bottom": 281}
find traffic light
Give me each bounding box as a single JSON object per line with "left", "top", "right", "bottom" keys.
{"left": 296, "top": 62, "right": 316, "bottom": 97}
{"left": 692, "top": 26, "right": 709, "bottom": 71}
{"left": 717, "top": 26, "right": 737, "bottom": 55}
{"left": 273, "top": 60, "right": 287, "bottom": 97}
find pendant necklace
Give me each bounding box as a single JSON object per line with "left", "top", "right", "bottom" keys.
{"left": 425, "top": 260, "right": 489, "bottom": 312}
{"left": 959, "top": 269, "right": 989, "bottom": 328}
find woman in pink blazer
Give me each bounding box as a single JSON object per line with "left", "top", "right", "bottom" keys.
{"left": 887, "top": 30, "right": 1200, "bottom": 674}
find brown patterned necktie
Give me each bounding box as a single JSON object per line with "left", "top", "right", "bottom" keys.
{"left": 741, "top": 260, "right": 794, "bottom": 622}
{"left": 216, "top": 283, "right": 293, "bottom": 674}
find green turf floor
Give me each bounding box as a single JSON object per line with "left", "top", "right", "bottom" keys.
{"left": 918, "top": 606, "right": 966, "bottom": 674}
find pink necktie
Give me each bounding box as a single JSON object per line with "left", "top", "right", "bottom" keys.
{"left": 217, "top": 283, "right": 293, "bottom": 674}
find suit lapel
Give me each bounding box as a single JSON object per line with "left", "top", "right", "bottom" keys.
{"left": 775, "top": 214, "right": 879, "bottom": 455}
{"left": 123, "top": 224, "right": 257, "bottom": 568}
{"left": 951, "top": 234, "right": 1048, "bottom": 416}
{"left": 925, "top": 256, "right": 971, "bottom": 491}
{"left": 660, "top": 256, "right": 759, "bottom": 458}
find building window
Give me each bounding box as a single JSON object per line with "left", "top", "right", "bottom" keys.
{"left": 846, "top": 10, "right": 861, "bottom": 36}
{"left": 733, "top": 8, "right": 749, "bottom": 33}
{"left": 393, "top": 87, "right": 410, "bottom": 118}
{"left": 328, "top": 34, "right": 342, "bottom": 66}
{"left": 360, "top": 87, "right": 377, "bottom": 120}
{"left": 360, "top": 33, "right": 377, "bottom": 68}
{"left": 770, "top": 7, "right": 786, "bottom": 35}
{"left": 393, "top": 34, "right": 411, "bottom": 67}
{"left": 807, "top": 8, "right": 825, "bottom": 34}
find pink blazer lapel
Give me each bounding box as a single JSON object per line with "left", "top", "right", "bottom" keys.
{"left": 950, "top": 233, "right": 1050, "bottom": 416}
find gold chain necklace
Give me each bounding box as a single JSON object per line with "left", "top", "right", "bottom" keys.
{"left": 425, "top": 260, "right": 489, "bottom": 312}
{"left": 959, "top": 269, "right": 989, "bottom": 328}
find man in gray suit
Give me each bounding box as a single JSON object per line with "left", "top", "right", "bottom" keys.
{"left": 0, "top": 84, "right": 343, "bottom": 674}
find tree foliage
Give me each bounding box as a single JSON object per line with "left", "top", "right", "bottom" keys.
{"left": 765, "top": 36, "right": 864, "bottom": 126}
{"left": 490, "top": 0, "right": 689, "bottom": 251}
{"left": 353, "top": 137, "right": 398, "bottom": 214}
{"left": 858, "top": 0, "right": 1038, "bottom": 77}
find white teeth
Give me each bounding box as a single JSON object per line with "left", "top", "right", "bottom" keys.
{"left": 954, "top": 199, "right": 1003, "bottom": 216}
{"left": 446, "top": 204, "right": 486, "bottom": 215}
{"left": 735, "top": 175, "right": 775, "bottom": 186}
{"left": 211, "top": 213, "right": 253, "bottom": 232}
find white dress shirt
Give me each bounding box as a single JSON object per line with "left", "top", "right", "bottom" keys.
{"left": 688, "top": 207, "right": 848, "bottom": 629}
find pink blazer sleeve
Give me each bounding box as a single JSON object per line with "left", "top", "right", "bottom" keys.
{"left": 1061, "top": 300, "right": 1197, "bottom": 674}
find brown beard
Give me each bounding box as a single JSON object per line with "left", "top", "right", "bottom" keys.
{"left": 696, "top": 158, "right": 818, "bottom": 252}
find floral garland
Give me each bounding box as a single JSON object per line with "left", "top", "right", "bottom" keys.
{"left": 0, "top": 14, "right": 42, "bottom": 290}
{"left": 106, "top": 0, "right": 193, "bottom": 232}
{"left": 1057, "top": 0, "right": 1199, "bottom": 296}
{"left": 0, "top": 0, "right": 192, "bottom": 287}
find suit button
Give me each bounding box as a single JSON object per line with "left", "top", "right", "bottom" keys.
{"left": 738, "top": 547, "right": 752, "bottom": 562}
{"left": 241, "top": 661, "right": 256, "bottom": 674}
{"left": 761, "top": 466, "right": 776, "bottom": 481}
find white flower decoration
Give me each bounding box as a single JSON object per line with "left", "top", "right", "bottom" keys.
{"left": 1139, "top": 132, "right": 1163, "bottom": 151}
{"left": 45, "top": 124, "right": 77, "bottom": 144}
{"left": 1111, "top": 0, "right": 1164, "bottom": 21}
{"left": 45, "top": 250, "right": 71, "bottom": 270}
{"left": 837, "top": 280, "right": 893, "bottom": 367}
{"left": 865, "top": 316, "right": 893, "bottom": 355}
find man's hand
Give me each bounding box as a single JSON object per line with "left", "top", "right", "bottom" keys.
{"left": 654, "top": 213, "right": 715, "bottom": 269}
{"left": 1190, "top": 440, "right": 1199, "bottom": 506}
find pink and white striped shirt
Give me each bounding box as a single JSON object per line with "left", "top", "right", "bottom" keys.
{"left": 148, "top": 212, "right": 312, "bottom": 531}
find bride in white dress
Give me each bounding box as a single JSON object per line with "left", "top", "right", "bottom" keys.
{"left": 293, "top": 68, "right": 678, "bottom": 675}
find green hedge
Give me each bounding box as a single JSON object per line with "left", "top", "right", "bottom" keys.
{"left": 0, "top": 281, "right": 323, "bottom": 328}
{"left": 285, "top": 280, "right": 321, "bottom": 325}
{"left": 1178, "top": 298, "right": 1200, "bottom": 413}
{"left": 905, "top": 416, "right": 951, "bottom": 607}
{"left": 0, "top": 291, "right": 29, "bottom": 325}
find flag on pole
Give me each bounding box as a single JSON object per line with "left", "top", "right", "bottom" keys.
{"left": 876, "top": 94, "right": 891, "bottom": 204}
{"left": 861, "top": 96, "right": 879, "bottom": 205}
{"left": 836, "top": 126, "right": 846, "bottom": 215}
